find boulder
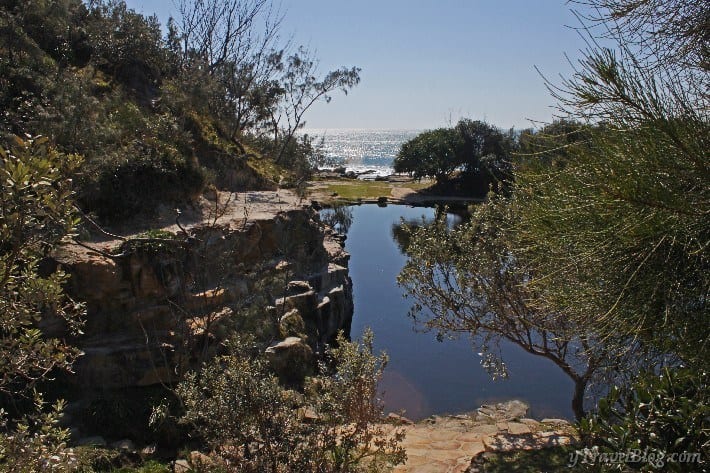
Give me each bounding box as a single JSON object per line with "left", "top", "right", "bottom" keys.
{"left": 265, "top": 337, "right": 314, "bottom": 383}
{"left": 279, "top": 309, "right": 306, "bottom": 338}
{"left": 110, "top": 439, "right": 135, "bottom": 451}
{"left": 275, "top": 290, "right": 318, "bottom": 317}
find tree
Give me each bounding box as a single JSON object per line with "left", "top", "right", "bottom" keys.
{"left": 572, "top": 0, "right": 709, "bottom": 75}
{"left": 509, "top": 0, "right": 708, "bottom": 457}
{"left": 513, "top": 7, "right": 709, "bottom": 366}
{"left": 393, "top": 128, "right": 463, "bottom": 183}
{"left": 397, "top": 199, "right": 649, "bottom": 420}
{"left": 394, "top": 120, "right": 514, "bottom": 193}
{"left": 456, "top": 119, "right": 514, "bottom": 193}
{"left": 271, "top": 47, "right": 360, "bottom": 165}
{"left": 0, "top": 135, "right": 85, "bottom": 470}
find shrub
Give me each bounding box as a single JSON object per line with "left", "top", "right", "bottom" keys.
{"left": 86, "top": 151, "right": 206, "bottom": 222}
{"left": 578, "top": 367, "right": 708, "bottom": 472}
{"left": 0, "top": 394, "right": 76, "bottom": 473}
{"left": 172, "top": 330, "right": 405, "bottom": 472}
{"left": 0, "top": 135, "right": 84, "bottom": 471}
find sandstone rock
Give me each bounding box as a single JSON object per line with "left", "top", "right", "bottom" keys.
{"left": 285, "top": 280, "right": 313, "bottom": 295}
{"left": 502, "top": 400, "right": 528, "bottom": 419}
{"left": 173, "top": 459, "right": 190, "bottom": 473}
{"left": 265, "top": 337, "right": 314, "bottom": 383}
{"left": 275, "top": 291, "right": 317, "bottom": 316}
{"left": 189, "top": 451, "right": 213, "bottom": 468}
{"left": 507, "top": 422, "right": 532, "bottom": 435}
{"left": 386, "top": 413, "right": 414, "bottom": 425}
{"left": 66, "top": 255, "right": 123, "bottom": 306}
{"left": 541, "top": 418, "right": 571, "bottom": 425}
{"left": 279, "top": 309, "right": 306, "bottom": 338}
{"left": 185, "top": 288, "right": 231, "bottom": 312}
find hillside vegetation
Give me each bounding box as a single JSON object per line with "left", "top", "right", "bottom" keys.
{"left": 0, "top": 0, "right": 358, "bottom": 222}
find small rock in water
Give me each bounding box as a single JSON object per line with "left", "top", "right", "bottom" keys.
{"left": 77, "top": 436, "right": 106, "bottom": 447}
{"left": 110, "top": 439, "right": 135, "bottom": 451}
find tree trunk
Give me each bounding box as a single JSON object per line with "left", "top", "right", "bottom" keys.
{"left": 572, "top": 378, "right": 587, "bottom": 421}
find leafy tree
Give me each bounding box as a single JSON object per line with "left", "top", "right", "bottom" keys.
{"left": 270, "top": 47, "right": 360, "bottom": 165}
{"left": 397, "top": 199, "right": 650, "bottom": 420}
{"left": 0, "top": 135, "right": 84, "bottom": 470}
{"left": 456, "top": 119, "right": 514, "bottom": 193}
{"left": 394, "top": 128, "right": 463, "bottom": 183}
{"left": 394, "top": 120, "right": 513, "bottom": 193}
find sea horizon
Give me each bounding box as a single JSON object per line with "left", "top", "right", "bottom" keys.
{"left": 301, "top": 128, "right": 422, "bottom": 176}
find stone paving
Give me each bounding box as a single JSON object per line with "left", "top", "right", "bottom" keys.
{"left": 387, "top": 401, "right": 577, "bottom": 473}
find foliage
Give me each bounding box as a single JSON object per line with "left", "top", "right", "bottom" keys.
{"left": 397, "top": 200, "right": 643, "bottom": 420}
{"left": 172, "top": 330, "right": 405, "bottom": 472}
{"left": 572, "top": 0, "right": 709, "bottom": 75}
{"left": 578, "top": 367, "right": 708, "bottom": 472}
{"left": 0, "top": 393, "right": 76, "bottom": 473}
{"left": 513, "top": 0, "right": 709, "bottom": 464}
{"left": 0, "top": 135, "right": 85, "bottom": 469}
{"left": 0, "top": 135, "right": 84, "bottom": 397}
{"left": 394, "top": 128, "right": 462, "bottom": 183}
{"left": 1, "top": 0, "right": 359, "bottom": 222}
{"left": 467, "top": 445, "right": 591, "bottom": 472}
{"left": 270, "top": 48, "right": 360, "bottom": 165}
{"left": 394, "top": 120, "right": 513, "bottom": 194}
{"left": 511, "top": 2, "right": 709, "bottom": 365}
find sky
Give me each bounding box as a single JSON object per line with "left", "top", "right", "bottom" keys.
{"left": 124, "top": 0, "right": 593, "bottom": 130}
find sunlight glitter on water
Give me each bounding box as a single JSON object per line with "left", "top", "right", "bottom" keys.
{"left": 302, "top": 128, "right": 422, "bottom": 176}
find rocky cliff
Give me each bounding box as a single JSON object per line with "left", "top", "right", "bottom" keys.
{"left": 50, "top": 192, "right": 353, "bottom": 439}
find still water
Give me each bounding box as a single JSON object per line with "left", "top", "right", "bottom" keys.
{"left": 337, "top": 204, "right": 575, "bottom": 420}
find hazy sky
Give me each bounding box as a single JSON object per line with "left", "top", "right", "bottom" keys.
{"left": 124, "top": 0, "right": 592, "bottom": 130}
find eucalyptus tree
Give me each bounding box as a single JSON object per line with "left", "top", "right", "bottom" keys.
{"left": 270, "top": 47, "right": 360, "bottom": 165}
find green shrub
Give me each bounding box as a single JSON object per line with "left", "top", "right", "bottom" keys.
{"left": 578, "top": 367, "right": 708, "bottom": 472}
{"left": 170, "top": 330, "right": 405, "bottom": 472}
{"left": 86, "top": 152, "right": 206, "bottom": 222}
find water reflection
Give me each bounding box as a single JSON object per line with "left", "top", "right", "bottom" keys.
{"left": 391, "top": 208, "right": 463, "bottom": 254}
{"left": 327, "top": 204, "right": 575, "bottom": 420}
{"left": 320, "top": 204, "right": 354, "bottom": 235}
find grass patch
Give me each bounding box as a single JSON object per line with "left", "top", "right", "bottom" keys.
{"left": 318, "top": 178, "right": 434, "bottom": 202}
{"left": 325, "top": 181, "right": 394, "bottom": 200}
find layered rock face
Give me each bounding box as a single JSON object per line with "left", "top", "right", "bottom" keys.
{"left": 54, "top": 208, "right": 353, "bottom": 391}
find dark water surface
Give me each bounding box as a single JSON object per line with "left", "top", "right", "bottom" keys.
{"left": 339, "top": 204, "right": 575, "bottom": 420}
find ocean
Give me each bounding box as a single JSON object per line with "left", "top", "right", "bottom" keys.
{"left": 302, "top": 129, "right": 421, "bottom": 176}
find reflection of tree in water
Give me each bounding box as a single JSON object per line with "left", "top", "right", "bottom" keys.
{"left": 321, "top": 205, "right": 354, "bottom": 235}
{"left": 391, "top": 207, "right": 463, "bottom": 255}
